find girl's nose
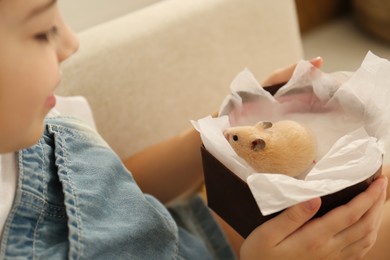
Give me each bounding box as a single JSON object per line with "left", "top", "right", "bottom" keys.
{"left": 57, "top": 19, "right": 80, "bottom": 62}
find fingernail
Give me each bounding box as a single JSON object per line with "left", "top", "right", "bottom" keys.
{"left": 303, "top": 198, "right": 318, "bottom": 211}
{"left": 310, "top": 56, "right": 322, "bottom": 62}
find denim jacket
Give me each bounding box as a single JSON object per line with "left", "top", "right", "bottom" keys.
{"left": 0, "top": 117, "right": 234, "bottom": 259}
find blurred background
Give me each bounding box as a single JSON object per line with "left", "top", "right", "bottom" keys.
{"left": 297, "top": 0, "right": 390, "bottom": 72}
{"left": 59, "top": 0, "right": 390, "bottom": 72}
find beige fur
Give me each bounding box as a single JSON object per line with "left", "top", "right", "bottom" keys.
{"left": 224, "top": 120, "right": 316, "bottom": 177}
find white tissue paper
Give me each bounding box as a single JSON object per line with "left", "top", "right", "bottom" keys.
{"left": 192, "top": 52, "right": 390, "bottom": 215}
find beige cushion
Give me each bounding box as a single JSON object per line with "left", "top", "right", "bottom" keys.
{"left": 57, "top": 0, "right": 303, "bottom": 158}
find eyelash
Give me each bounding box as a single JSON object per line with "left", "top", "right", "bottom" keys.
{"left": 35, "top": 26, "right": 59, "bottom": 42}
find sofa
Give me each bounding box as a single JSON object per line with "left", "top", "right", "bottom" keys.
{"left": 57, "top": 0, "right": 303, "bottom": 159}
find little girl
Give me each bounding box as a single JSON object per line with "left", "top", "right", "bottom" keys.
{"left": 0, "top": 0, "right": 388, "bottom": 259}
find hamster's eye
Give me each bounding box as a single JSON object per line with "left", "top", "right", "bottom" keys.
{"left": 232, "top": 135, "right": 238, "bottom": 141}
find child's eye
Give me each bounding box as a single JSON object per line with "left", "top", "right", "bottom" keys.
{"left": 35, "top": 26, "right": 58, "bottom": 42}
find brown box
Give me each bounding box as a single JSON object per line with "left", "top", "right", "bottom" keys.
{"left": 201, "top": 83, "right": 382, "bottom": 238}
{"left": 200, "top": 83, "right": 382, "bottom": 238}
{"left": 201, "top": 146, "right": 381, "bottom": 238}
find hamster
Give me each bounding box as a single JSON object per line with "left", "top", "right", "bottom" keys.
{"left": 223, "top": 120, "right": 316, "bottom": 177}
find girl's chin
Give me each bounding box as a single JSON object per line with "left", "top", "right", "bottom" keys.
{"left": 1, "top": 117, "right": 46, "bottom": 153}
{"left": 24, "top": 122, "right": 46, "bottom": 148}
{"left": 10, "top": 130, "right": 43, "bottom": 152}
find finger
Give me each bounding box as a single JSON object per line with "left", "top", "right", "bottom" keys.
{"left": 278, "top": 177, "right": 386, "bottom": 259}
{"left": 380, "top": 164, "right": 390, "bottom": 200}
{"left": 338, "top": 226, "right": 380, "bottom": 260}
{"left": 313, "top": 176, "right": 387, "bottom": 238}
{"left": 339, "top": 237, "right": 375, "bottom": 260}
{"left": 310, "top": 56, "right": 323, "bottom": 68}
{"left": 336, "top": 177, "right": 387, "bottom": 243}
{"left": 338, "top": 218, "right": 380, "bottom": 260}
{"left": 359, "top": 201, "right": 390, "bottom": 260}
{"left": 262, "top": 56, "right": 323, "bottom": 86}
{"left": 337, "top": 178, "right": 387, "bottom": 258}
{"left": 253, "top": 197, "right": 321, "bottom": 246}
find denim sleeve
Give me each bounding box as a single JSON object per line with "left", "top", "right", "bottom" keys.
{"left": 1, "top": 117, "right": 235, "bottom": 260}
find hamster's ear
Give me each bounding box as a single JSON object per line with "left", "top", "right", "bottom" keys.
{"left": 252, "top": 139, "right": 266, "bottom": 151}
{"left": 255, "top": 121, "right": 273, "bottom": 130}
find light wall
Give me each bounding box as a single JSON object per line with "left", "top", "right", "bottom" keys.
{"left": 59, "top": 0, "right": 162, "bottom": 32}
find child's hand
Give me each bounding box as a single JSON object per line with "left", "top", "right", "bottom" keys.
{"left": 240, "top": 176, "right": 387, "bottom": 260}
{"left": 261, "top": 56, "right": 323, "bottom": 86}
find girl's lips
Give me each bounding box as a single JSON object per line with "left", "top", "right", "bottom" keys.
{"left": 45, "top": 94, "right": 56, "bottom": 108}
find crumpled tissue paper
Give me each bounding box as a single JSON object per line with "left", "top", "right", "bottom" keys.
{"left": 193, "top": 52, "right": 390, "bottom": 215}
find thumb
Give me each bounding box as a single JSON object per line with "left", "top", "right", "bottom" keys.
{"left": 261, "top": 198, "right": 322, "bottom": 246}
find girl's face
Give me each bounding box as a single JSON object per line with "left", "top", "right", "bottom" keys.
{"left": 0, "top": 0, "right": 79, "bottom": 153}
